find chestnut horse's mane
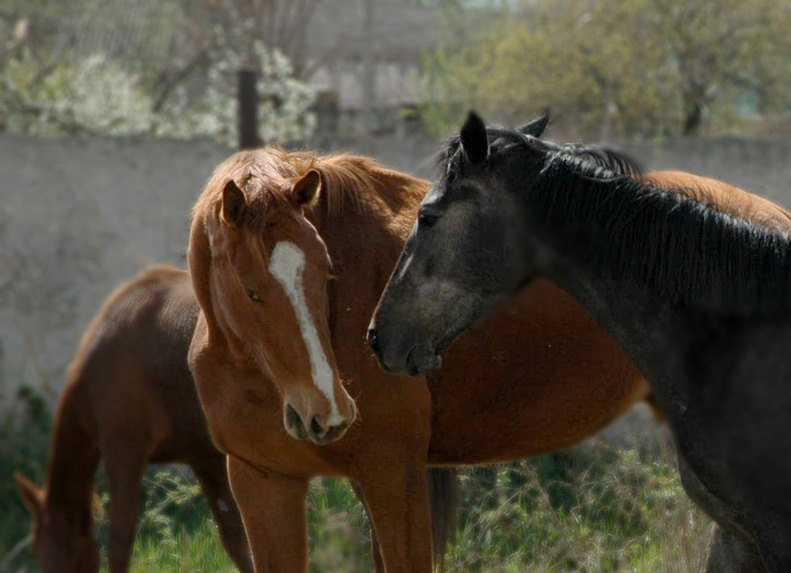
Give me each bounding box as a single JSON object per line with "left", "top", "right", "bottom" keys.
{"left": 193, "top": 147, "right": 424, "bottom": 225}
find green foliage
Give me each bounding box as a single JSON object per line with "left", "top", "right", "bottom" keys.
{"left": 0, "top": 50, "right": 154, "bottom": 136}
{"left": 94, "top": 468, "right": 237, "bottom": 573}
{"left": 114, "top": 472, "right": 373, "bottom": 572}
{"left": 128, "top": 520, "right": 233, "bottom": 573}
{"left": 308, "top": 478, "right": 372, "bottom": 572}
{"left": 420, "top": 0, "right": 791, "bottom": 139}
{"left": 0, "top": 1, "right": 316, "bottom": 145}
{"left": 111, "top": 438, "right": 709, "bottom": 572}
{"left": 445, "top": 441, "right": 710, "bottom": 571}
{"left": 0, "top": 391, "right": 710, "bottom": 572}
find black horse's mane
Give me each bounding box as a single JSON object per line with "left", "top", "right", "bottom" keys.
{"left": 441, "top": 124, "right": 791, "bottom": 316}
{"left": 531, "top": 147, "right": 791, "bottom": 317}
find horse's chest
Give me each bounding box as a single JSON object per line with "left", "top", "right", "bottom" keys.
{"left": 675, "top": 444, "right": 746, "bottom": 535}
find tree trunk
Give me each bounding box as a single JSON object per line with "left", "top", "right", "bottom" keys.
{"left": 682, "top": 100, "right": 704, "bottom": 136}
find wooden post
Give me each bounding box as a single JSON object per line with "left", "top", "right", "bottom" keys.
{"left": 238, "top": 69, "right": 260, "bottom": 149}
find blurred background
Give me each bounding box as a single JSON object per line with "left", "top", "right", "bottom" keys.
{"left": 1, "top": 0, "right": 790, "bottom": 570}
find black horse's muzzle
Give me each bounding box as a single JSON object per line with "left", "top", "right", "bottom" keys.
{"left": 367, "top": 326, "right": 442, "bottom": 375}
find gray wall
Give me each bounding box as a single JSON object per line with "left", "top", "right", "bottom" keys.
{"left": 1, "top": 133, "right": 790, "bottom": 407}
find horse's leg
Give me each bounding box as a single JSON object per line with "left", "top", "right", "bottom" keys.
{"left": 192, "top": 455, "right": 253, "bottom": 573}
{"left": 103, "top": 450, "right": 146, "bottom": 573}
{"left": 350, "top": 480, "right": 384, "bottom": 573}
{"left": 706, "top": 525, "right": 765, "bottom": 573}
{"left": 227, "top": 456, "right": 309, "bottom": 572}
{"left": 354, "top": 454, "right": 433, "bottom": 573}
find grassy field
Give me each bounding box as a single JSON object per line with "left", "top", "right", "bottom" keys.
{"left": 1, "top": 388, "right": 712, "bottom": 572}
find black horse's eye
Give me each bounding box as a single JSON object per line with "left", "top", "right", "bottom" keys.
{"left": 246, "top": 288, "right": 263, "bottom": 303}
{"left": 418, "top": 212, "right": 439, "bottom": 228}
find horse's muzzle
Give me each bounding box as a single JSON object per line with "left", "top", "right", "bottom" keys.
{"left": 367, "top": 327, "right": 442, "bottom": 375}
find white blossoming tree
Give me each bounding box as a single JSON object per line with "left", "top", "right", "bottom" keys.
{"left": 155, "top": 38, "right": 316, "bottom": 147}
{"left": 1, "top": 26, "right": 315, "bottom": 146}
{"left": 0, "top": 49, "right": 153, "bottom": 136}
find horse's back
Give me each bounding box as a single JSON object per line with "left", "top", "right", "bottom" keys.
{"left": 64, "top": 265, "right": 208, "bottom": 461}
{"left": 645, "top": 171, "right": 791, "bottom": 230}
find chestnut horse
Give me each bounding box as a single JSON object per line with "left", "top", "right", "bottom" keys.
{"left": 187, "top": 143, "right": 654, "bottom": 572}
{"left": 370, "top": 112, "right": 791, "bottom": 570}
{"left": 15, "top": 266, "right": 252, "bottom": 573}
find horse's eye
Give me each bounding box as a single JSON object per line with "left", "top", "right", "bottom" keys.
{"left": 246, "top": 288, "right": 263, "bottom": 303}
{"left": 418, "top": 212, "right": 439, "bottom": 228}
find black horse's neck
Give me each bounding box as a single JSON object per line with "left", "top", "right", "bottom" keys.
{"left": 521, "top": 157, "right": 791, "bottom": 318}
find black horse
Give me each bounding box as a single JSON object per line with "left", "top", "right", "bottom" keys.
{"left": 369, "top": 111, "right": 791, "bottom": 571}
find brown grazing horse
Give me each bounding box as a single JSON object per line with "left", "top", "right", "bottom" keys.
{"left": 187, "top": 145, "right": 654, "bottom": 572}
{"left": 15, "top": 266, "right": 252, "bottom": 573}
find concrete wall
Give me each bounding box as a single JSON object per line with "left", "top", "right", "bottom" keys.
{"left": 1, "top": 133, "right": 790, "bottom": 408}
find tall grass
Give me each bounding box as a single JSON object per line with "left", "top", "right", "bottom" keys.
{"left": 443, "top": 439, "right": 711, "bottom": 572}
{"left": 2, "top": 392, "right": 711, "bottom": 572}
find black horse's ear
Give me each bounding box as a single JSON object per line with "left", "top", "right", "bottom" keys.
{"left": 460, "top": 111, "right": 489, "bottom": 164}
{"left": 221, "top": 180, "right": 247, "bottom": 228}
{"left": 518, "top": 109, "right": 550, "bottom": 138}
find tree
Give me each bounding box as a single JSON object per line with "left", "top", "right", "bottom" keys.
{"left": 156, "top": 37, "right": 316, "bottom": 147}
{"left": 421, "top": 0, "right": 791, "bottom": 138}
{"left": 648, "top": 0, "right": 791, "bottom": 135}
{"left": 0, "top": 0, "right": 318, "bottom": 145}
{"left": 0, "top": 50, "right": 154, "bottom": 136}
{"left": 195, "top": 0, "right": 322, "bottom": 78}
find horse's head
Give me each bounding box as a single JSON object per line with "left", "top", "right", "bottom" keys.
{"left": 369, "top": 111, "right": 553, "bottom": 375}
{"left": 190, "top": 150, "right": 356, "bottom": 445}
{"left": 15, "top": 473, "right": 100, "bottom": 573}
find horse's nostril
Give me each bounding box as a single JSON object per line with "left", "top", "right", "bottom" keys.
{"left": 324, "top": 420, "right": 349, "bottom": 442}
{"left": 284, "top": 404, "right": 309, "bottom": 441}
{"left": 310, "top": 415, "right": 325, "bottom": 437}
{"left": 367, "top": 328, "right": 380, "bottom": 353}
{"left": 285, "top": 404, "right": 300, "bottom": 428}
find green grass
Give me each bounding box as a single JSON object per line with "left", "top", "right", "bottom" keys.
{"left": 1, "top": 390, "right": 711, "bottom": 572}
{"left": 307, "top": 477, "right": 372, "bottom": 572}
{"left": 443, "top": 441, "right": 711, "bottom": 572}
{"left": 126, "top": 520, "right": 234, "bottom": 573}
{"left": 94, "top": 469, "right": 237, "bottom": 573}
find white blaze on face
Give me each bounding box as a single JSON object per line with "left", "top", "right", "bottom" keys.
{"left": 268, "top": 241, "right": 342, "bottom": 425}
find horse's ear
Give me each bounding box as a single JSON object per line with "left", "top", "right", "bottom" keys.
{"left": 15, "top": 472, "right": 43, "bottom": 518}
{"left": 460, "top": 111, "right": 489, "bottom": 164}
{"left": 291, "top": 169, "right": 321, "bottom": 208}
{"left": 518, "top": 109, "right": 550, "bottom": 138}
{"left": 221, "top": 180, "right": 247, "bottom": 228}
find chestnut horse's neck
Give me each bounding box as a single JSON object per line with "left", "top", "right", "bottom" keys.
{"left": 42, "top": 391, "right": 99, "bottom": 530}
{"left": 308, "top": 157, "right": 429, "bottom": 321}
